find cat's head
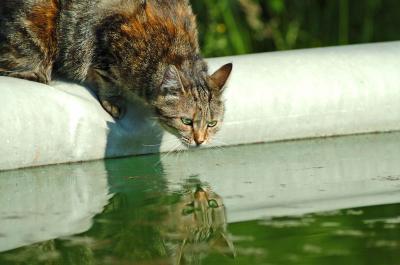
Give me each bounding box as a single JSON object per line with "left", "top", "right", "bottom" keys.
{"left": 152, "top": 63, "right": 232, "bottom": 147}
{"left": 164, "top": 184, "right": 235, "bottom": 264}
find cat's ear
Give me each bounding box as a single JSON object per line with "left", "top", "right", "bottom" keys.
{"left": 209, "top": 63, "right": 233, "bottom": 93}
{"left": 211, "top": 231, "right": 236, "bottom": 258}
{"left": 160, "top": 65, "right": 185, "bottom": 97}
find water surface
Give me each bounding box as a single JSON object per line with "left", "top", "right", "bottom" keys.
{"left": 1, "top": 132, "right": 400, "bottom": 264}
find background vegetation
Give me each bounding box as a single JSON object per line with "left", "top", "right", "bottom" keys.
{"left": 191, "top": 0, "right": 400, "bottom": 57}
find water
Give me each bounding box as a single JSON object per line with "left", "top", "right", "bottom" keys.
{"left": 1, "top": 132, "right": 400, "bottom": 264}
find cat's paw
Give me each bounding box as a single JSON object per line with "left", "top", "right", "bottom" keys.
{"left": 101, "top": 100, "right": 126, "bottom": 119}
{"left": 8, "top": 71, "right": 50, "bottom": 84}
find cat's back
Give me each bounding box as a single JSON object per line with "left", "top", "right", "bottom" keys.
{"left": 0, "top": 0, "right": 59, "bottom": 39}
{"left": 0, "top": 0, "right": 60, "bottom": 83}
{"left": 99, "top": 0, "right": 193, "bottom": 14}
{"left": 114, "top": 0, "right": 199, "bottom": 52}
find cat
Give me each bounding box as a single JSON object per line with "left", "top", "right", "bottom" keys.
{"left": 163, "top": 182, "right": 235, "bottom": 264}
{"left": 0, "top": 0, "right": 232, "bottom": 147}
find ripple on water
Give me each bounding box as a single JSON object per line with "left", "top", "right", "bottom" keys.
{"left": 345, "top": 209, "right": 363, "bottom": 216}
{"left": 303, "top": 244, "right": 322, "bottom": 254}
{"left": 259, "top": 217, "right": 315, "bottom": 228}
{"left": 334, "top": 229, "right": 366, "bottom": 237}
{"left": 364, "top": 216, "right": 400, "bottom": 225}
{"left": 320, "top": 221, "right": 341, "bottom": 227}
{"left": 369, "top": 240, "right": 399, "bottom": 248}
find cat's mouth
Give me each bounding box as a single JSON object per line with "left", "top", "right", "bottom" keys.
{"left": 181, "top": 137, "right": 198, "bottom": 148}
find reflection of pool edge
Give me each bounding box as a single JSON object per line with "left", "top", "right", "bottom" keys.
{"left": 161, "top": 132, "right": 400, "bottom": 223}
{"left": 228, "top": 192, "right": 400, "bottom": 224}
{"left": 0, "top": 161, "right": 111, "bottom": 253}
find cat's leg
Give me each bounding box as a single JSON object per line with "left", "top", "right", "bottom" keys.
{"left": 100, "top": 97, "right": 127, "bottom": 119}
{"left": 86, "top": 68, "right": 127, "bottom": 119}
{"left": 5, "top": 70, "right": 50, "bottom": 84}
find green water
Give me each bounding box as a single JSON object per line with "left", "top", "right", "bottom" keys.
{"left": 1, "top": 133, "right": 400, "bottom": 264}
{"left": 1, "top": 195, "right": 400, "bottom": 265}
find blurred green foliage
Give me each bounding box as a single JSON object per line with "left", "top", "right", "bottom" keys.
{"left": 191, "top": 0, "right": 400, "bottom": 56}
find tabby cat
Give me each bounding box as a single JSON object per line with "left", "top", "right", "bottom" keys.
{"left": 0, "top": 0, "right": 232, "bottom": 146}
{"left": 163, "top": 184, "right": 235, "bottom": 264}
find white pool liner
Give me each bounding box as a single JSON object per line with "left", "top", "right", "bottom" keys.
{"left": 1, "top": 41, "right": 400, "bottom": 170}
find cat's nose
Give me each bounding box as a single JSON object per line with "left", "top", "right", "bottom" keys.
{"left": 195, "top": 189, "right": 207, "bottom": 200}
{"left": 194, "top": 132, "right": 205, "bottom": 146}
{"left": 195, "top": 139, "right": 205, "bottom": 146}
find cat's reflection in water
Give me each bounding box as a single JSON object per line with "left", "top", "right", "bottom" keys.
{"left": 162, "top": 182, "right": 235, "bottom": 265}
{"left": 0, "top": 179, "right": 234, "bottom": 265}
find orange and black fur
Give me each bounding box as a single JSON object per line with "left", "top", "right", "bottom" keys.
{"left": 0, "top": 0, "right": 232, "bottom": 146}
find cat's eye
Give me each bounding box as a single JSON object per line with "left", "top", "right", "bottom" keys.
{"left": 181, "top": 117, "right": 193, "bottom": 126}
{"left": 208, "top": 199, "right": 219, "bottom": 208}
{"left": 208, "top": 121, "right": 218, "bottom": 128}
{"left": 182, "top": 207, "right": 195, "bottom": 215}
{"left": 182, "top": 203, "right": 195, "bottom": 216}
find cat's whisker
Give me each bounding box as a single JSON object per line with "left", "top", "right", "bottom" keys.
{"left": 175, "top": 147, "right": 188, "bottom": 163}
{"left": 206, "top": 143, "right": 226, "bottom": 161}
{"left": 214, "top": 145, "right": 227, "bottom": 155}
{"left": 214, "top": 144, "right": 227, "bottom": 152}
{"left": 210, "top": 138, "right": 229, "bottom": 146}
{"left": 143, "top": 137, "right": 178, "bottom": 147}
{"left": 207, "top": 139, "right": 224, "bottom": 149}
{"left": 209, "top": 142, "right": 228, "bottom": 155}
{"left": 160, "top": 142, "right": 182, "bottom": 162}
{"left": 172, "top": 149, "right": 181, "bottom": 164}
{"left": 154, "top": 143, "right": 181, "bottom": 167}
{"left": 142, "top": 143, "right": 162, "bottom": 147}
